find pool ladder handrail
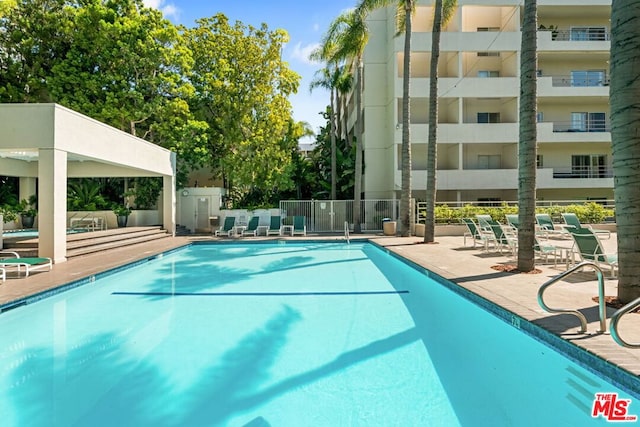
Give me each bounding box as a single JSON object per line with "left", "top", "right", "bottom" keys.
{"left": 610, "top": 296, "right": 640, "bottom": 348}
{"left": 344, "top": 221, "right": 350, "bottom": 244}
{"left": 537, "top": 261, "right": 607, "bottom": 334}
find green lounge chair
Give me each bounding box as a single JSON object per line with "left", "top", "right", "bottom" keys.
{"left": 535, "top": 213, "right": 569, "bottom": 238}
{"left": 561, "top": 212, "right": 610, "bottom": 239}
{"left": 486, "top": 219, "right": 517, "bottom": 256}
{"left": 461, "top": 218, "right": 492, "bottom": 249}
{"left": 292, "top": 216, "right": 306, "bottom": 236}
{"left": 505, "top": 214, "right": 520, "bottom": 232}
{"left": 570, "top": 228, "right": 618, "bottom": 277}
{"left": 214, "top": 216, "right": 236, "bottom": 237}
{"left": 266, "top": 216, "right": 283, "bottom": 236}
{"left": 241, "top": 216, "right": 260, "bottom": 237}
{"left": 0, "top": 251, "right": 52, "bottom": 277}
{"left": 475, "top": 214, "right": 493, "bottom": 232}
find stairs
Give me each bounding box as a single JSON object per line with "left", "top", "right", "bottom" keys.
{"left": 3, "top": 226, "right": 172, "bottom": 258}
{"left": 66, "top": 227, "right": 171, "bottom": 258}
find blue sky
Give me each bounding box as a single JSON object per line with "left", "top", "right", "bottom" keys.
{"left": 143, "top": 0, "right": 357, "bottom": 140}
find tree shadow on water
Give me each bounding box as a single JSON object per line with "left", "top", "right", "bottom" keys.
{"left": 4, "top": 305, "right": 420, "bottom": 426}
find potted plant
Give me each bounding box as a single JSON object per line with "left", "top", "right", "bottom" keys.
{"left": 17, "top": 195, "right": 37, "bottom": 229}
{"left": 112, "top": 204, "right": 132, "bottom": 227}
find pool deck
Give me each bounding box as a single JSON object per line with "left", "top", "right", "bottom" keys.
{"left": 1, "top": 232, "right": 639, "bottom": 383}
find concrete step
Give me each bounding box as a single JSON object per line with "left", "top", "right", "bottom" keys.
{"left": 66, "top": 230, "right": 170, "bottom": 258}
{"left": 66, "top": 227, "right": 166, "bottom": 250}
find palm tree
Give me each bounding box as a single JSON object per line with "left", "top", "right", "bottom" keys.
{"left": 610, "top": 0, "right": 640, "bottom": 302}
{"left": 309, "top": 65, "right": 340, "bottom": 200}
{"left": 334, "top": 66, "right": 352, "bottom": 149}
{"left": 516, "top": 0, "right": 538, "bottom": 272}
{"left": 423, "top": 0, "right": 457, "bottom": 243}
{"left": 358, "top": 0, "right": 415, "bottom": 236}
{"left": 322, "top": 9, "right": 369, "bottom": 232}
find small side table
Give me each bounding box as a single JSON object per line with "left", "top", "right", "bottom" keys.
{"left": 281, "top": 225, "right": 294, "bottom": 236}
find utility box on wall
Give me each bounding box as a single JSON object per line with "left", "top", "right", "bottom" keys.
{"left": 176, "top": 187, "right": 225, "bottom": 234}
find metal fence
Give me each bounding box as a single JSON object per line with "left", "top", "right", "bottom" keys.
{"left": 279, "top": 199, "right": 399, "bottom": 232}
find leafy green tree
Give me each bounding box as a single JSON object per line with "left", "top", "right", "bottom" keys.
{"left": 184, "top": 14, "right": 301, "bottom": 199}
{"left": 47, "top": 0, "right": 193, "bottom": 138}
{"left": 308, "top": 110, "right": 356, "bottom": 200}
{"left": 610, "top": 0, "right": 640, "bottom": 302}
{"left": 517, "top": 0, "right": 538, "bottom": 272}
{"left": 0, "top": 0, "right": 74, "bottom": 102}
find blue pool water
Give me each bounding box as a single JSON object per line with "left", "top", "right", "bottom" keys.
{"left": 2, "top": 229, "right": 88, "bottom": 238}
{"left": 0, "top": 242, "right": 637, "bottom": 426}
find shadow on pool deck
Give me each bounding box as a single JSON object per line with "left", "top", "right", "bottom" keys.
{"left": 1, "top": 232, "right": 639, "bottom": 382}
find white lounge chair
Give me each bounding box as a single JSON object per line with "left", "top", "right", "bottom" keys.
{"left": 0, "top": 251, "right": 53, "bottom": 277}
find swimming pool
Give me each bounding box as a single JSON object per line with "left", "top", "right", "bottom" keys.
{"left": 0, "top": 242, "right": 637, "bottom": 426}
{"left": 2, "top": 228, "right": 88, "bottom": 238}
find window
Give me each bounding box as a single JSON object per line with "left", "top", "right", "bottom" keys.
{"left": 537, "top": 155, "right": 543, "bottom": 168}
{"left": 477, "top": 112, "right": 500, "bottom": 123}
{"left": 477, "top": 52, "right": 500, "bottom": 57}
{"left": 536, "top": 69, "right": 543, "bottom": 77}
{"left": 572, "top": 112, "right": 607, "bottom": 132}
{"left": 536, "top": 112, "right": 544, "bottom": 123}
{"left": 571, "top": 70, "right": 606, "bottom": 87}
{"left": 478, "top": 70, "right": 499, "bottom": 78}
{"left": 477, "top": 27, "right": 500, "bottom": 32}
{"left": 478, "top": 155, "right": 501, "bottom": 169}
{"left": 571, "top": 155, "right": 607, "bottom": 178}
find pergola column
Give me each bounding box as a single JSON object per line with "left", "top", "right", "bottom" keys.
{"left": 38, "top": 148, "right": 67, "bottom": 263}
{"left": 162, "top": 152, "right": 176, "bottom": 236}
{"left": 19, "top": 177, "right": 37, "bottom": 202}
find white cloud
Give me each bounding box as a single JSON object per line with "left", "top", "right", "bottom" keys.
{"left": 142, "top": 0, "right": 180, "bottom": 20}
{"left": 290, "top": 42, "right": 321, "bottom": 65}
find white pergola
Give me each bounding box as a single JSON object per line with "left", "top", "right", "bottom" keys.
{"left": 0, "top": 103, "right": 176, "bottom": 263}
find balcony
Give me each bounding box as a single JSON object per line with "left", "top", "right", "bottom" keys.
{"left": 537, "top": 122, "right": 610, "bottom": 143}
{"left": 401, "top": 168, "right": 613, "bottom": 191}
{"left": 538, "top": 28, "right": 610, "bottom": 51}
{"left": 551, "top": 166, "right": 613, "bottom": 179}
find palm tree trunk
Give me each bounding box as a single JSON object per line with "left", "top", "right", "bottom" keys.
{"left": 399, "top": 0, "right": 413, "bottom": 237}
{"left": 517, "top": 0, "right": 538, "bottom": 272}
{"left": 336, "top": 91, "right": 343, "bottom": 147}
{"left": 353, "top": 58, "right": 364, "bottom": 233}
{"left": 611, "top": 0, "right": 640, "bottom": 302}
{"left": 424, "top": 0, "right": 442, "bottom": 243}
{"left": 330, "top": 87, "right": 337, "bottom": 200}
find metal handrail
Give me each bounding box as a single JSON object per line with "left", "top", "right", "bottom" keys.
{"left": 610, "top": 297, "right": 640, "bottom": 348}
{"left": 344, "top": 221, "right": 350, "bottom": 244}
{"left": 537, "top": 261, "right": 607, "bottom": 334}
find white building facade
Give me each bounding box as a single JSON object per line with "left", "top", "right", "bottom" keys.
{"left": 356, "top": 0, "right": 613, "bottom": 204}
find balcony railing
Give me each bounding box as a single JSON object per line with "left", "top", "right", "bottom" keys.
{"left": 551, "top": 120, "right": 610, "bottom": 133}
{"left": 540, "top": 28, "right": 610, "bottom": 41}
{"left": 552, "top": 167, "right": 613, "bottom": 179}
{"left": 549, "top": 75, "right": 609, "bottom": 87}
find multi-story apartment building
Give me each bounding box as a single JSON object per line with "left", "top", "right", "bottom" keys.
{"left": 355, "top": 0, "right": 612, "bottom": 205}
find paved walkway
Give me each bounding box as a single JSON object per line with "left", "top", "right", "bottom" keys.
{"left": 1, "top": 232, "right": 639, "bottom": 382}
